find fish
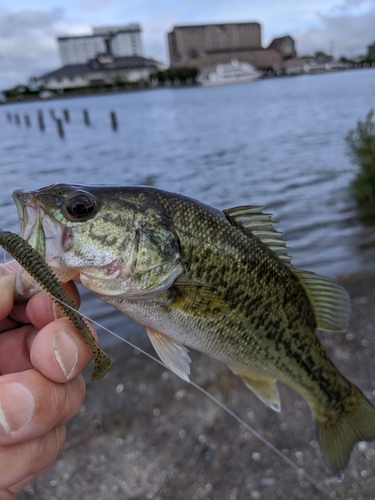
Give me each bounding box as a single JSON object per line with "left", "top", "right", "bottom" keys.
{"left": 12, "top": 183, "right": 375, "bottom": 476}
{"left": 0, "top": 229, "right": 113, "bottom": 380}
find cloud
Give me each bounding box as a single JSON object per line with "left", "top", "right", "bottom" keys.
{"left": 331, "top": 0, "right": 373, "bottom": 13}
{"left": 295, "top": 3, "right": 375, "bottom": 56}
{"left": 142, "top": 10, "right": 181, "bottom": 64}
{"left": 0, "top": 8, "right": 89, "bottom": 90}
{"left": 80, "top": 0, "right": 112, "bottom": 10}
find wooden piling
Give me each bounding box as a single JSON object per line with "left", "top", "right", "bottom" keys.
{"left": 63, "top": 109, "right": 70, "bottom": 123}
{"left": 37, "top": 110, "right": 45, "bottom": 132}
{"left": 56, "top": 118, "right": 64, "bottom": 138}
{"left": 14, "top": 114, "right": 20, "bottom": 125}
{"left": 110, "top": 111, "right": 118, "bottom": 130}
{"left": 49, "top": 109, "right": 56, "bottom": 120}
{"left": 83, "top": 109, "right": 90, "bottom": 126}
{"left": 6, "top": 112, "right": 11, "bottom": 123}
{"left": 24, "top": 115, "right": 31, "bottom": 128}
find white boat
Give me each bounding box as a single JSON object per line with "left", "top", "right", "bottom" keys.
{"left": 199, "top": 59, "right": 261, "bottom": 86}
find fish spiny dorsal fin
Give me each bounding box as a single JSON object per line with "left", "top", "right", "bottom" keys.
{"left": 295, "top": 270, "right": 351, "bottom": 332}
{"left": 223, "top": 206, "right": 292, "bottom": 264}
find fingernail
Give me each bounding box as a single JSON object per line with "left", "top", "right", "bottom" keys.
{"left": 52, "top": 301, "right": 60, "bottom": 321}
{"left": 53, "top": 330, "right": 78, "bottom": 379}
{"left": 0, "top": 382, "right": 35, "bottom": 434}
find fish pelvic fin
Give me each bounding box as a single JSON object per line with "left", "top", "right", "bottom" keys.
{"left": 145, "top": 327, "right": 191, "bottom": 382}
{"left": 238, "top": 373, "right": 281, "bottom": 413}
{"left": 314, "top": 387, "right": 375, "bottom": 476}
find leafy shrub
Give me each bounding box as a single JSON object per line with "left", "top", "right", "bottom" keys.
{"left": 345, "top": 110, "right": 375, "bottom": 204}
{"left": 149, "top": 67, "right": 199, "bottom": 84}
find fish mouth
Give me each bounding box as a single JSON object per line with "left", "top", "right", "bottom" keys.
{"left": 13, "top": 189, "right": 45, "bottom": 256}
{"left": 12, "top": 189, "right": 68, "bottom": 298}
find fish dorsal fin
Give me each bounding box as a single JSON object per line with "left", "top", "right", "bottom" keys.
{"left": 223, "top": 206, "right": 292, "bottom": 264}
{"left": 145, "top": 327, "right": 191, "bottom": 382}
{"left": 296, "top": 270, "right": 351, "bottom": 332}
{"left": 237, "top": 372, "right": 281, "bottom": 413}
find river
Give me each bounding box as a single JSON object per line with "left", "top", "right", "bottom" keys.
{"left": 1, "top": 68, "right": 375, "bottom": 344}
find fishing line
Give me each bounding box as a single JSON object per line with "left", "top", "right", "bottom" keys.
{"left": 1, "top": 254, "right": 329, "bottom": 496}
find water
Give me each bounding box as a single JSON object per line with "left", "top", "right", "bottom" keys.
{"left": 1, "top": 68, "right": 375, "bottom": 344}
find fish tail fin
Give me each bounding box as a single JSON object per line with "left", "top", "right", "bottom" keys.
{"left": 314, "top": 387, "right": 375, "bottom": 476}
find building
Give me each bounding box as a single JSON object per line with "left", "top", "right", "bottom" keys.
{"left": 267, "top": 36, "right": 296, "bottom": 59}
{"left": 168, "top": 22, "right": 296, "bottom": 71}
{"left": 38, "top": 24, "right": 162, "bottom": 90}
{"left": 58, "top": 24, "right": 143, "bottom": 65}
{"left": 38, "top": 55, "right": 162, "bottom": 90}
{"left": 368, "top": 42, "right": 375, "bottom": 58}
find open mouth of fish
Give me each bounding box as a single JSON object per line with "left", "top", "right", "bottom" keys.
{"left": 12, "top": 189, "right": 69, "bottom": 298}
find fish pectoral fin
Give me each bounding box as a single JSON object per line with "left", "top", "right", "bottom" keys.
{"left": 145, "top": 327, "right": 191, "bottom": 382}
{"left": 168, "top": 284, "right": 229, "bottom": 318}
{"left": 239, "top": 373, "right": 281, "bottom": 413}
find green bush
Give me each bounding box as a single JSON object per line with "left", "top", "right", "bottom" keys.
{"left": 345, "top": 110, "right": 375, "bottom": 204}
{"left": 149, "top": 67, "right": 199, "bottom": 84}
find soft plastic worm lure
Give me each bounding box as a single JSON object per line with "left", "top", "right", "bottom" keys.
{"left": 0, "top": 229, "right": 113, "bottom": 380}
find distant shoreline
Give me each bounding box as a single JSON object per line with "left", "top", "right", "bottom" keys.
{"left": 2, "top": 65, "right": 375, "bottom": 106}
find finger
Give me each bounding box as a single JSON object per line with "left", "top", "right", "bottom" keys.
{"left": 11, "top": 281, "right": 81, "bottom": 329}
{"left": 0, "top": 275, "right": 15, "bottom": 323}
{"left": 26, "top": 281, "right": 81, "bottom": 328}
{"left": 0, "top": 489, "right": 14, "bottom": 500}
{"left": 0, "top": 262, "right": 22, "bottom": 327}
{"left": 30, "top": 317, "right": 98, "bottom": 382}
{"left": 0, "top": 261, "right": 19, "bottom": 277}
{"left": 0, "top": 325, "right": 35, "bottom": 374}
{"left": 0, "top": 317, "right": 98, "bottom": 378}
{"left": 0, "top": 425, "right": 66, "bottom": 490}
{"left": 0, "top": 369, "right": 85, "bottom": 445}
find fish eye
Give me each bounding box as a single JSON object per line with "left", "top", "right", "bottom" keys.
{"left": 64, "top": 192, "right": 98, "bottom": 221}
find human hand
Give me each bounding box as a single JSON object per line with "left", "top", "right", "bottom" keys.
{"left": 0, "top": 261, "right": 95, "bottom": 499}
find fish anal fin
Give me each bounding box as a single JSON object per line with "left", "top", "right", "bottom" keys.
{"left": 238, "top": 372, "right": 281, "bottom": 413}
{"left": 314, "top": 387, "right": 375, "bottom": 476}
{"left": 145, "top": 327, "right": 191, "bottom": 382}
{"left": 296, "top": 270, "right": 351, "bottom": 332}
{"left": 168, "top": 284, "right": 229, "bottom": 318}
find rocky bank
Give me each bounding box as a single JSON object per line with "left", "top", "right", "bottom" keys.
{"left": 17, "top": 269, "right": 375, "bottom": 500}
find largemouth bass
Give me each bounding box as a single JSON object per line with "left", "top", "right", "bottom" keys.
{"left": 13, "top": 184, "right": 375, "bottom": 475}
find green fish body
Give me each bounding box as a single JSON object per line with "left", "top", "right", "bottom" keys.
{"left": 13, "top": 184, "right": 375, "bottom": 475}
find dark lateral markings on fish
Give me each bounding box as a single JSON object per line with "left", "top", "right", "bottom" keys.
{"left": 10, "top": 183, "right": 375, "bottom": 477}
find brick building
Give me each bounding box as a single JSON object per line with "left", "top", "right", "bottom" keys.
{"left": 168, "top": 22, "right": 296, "bottom": 71}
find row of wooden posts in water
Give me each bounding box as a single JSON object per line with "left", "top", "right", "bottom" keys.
{"left": 5, "top": 108, "right": 119, "bottom": 137}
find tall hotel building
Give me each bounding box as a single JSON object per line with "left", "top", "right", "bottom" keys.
{"left": 58, "top": 24, "right": 143, "bottom": 65}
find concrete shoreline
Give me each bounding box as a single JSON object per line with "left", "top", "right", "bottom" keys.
{"left": 17, "top": 269, "right": 375, "bottom": 500}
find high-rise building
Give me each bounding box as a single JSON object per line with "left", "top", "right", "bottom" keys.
{"left": 58, "top": 24, "right": 143, "bottom": 66}
{"left": 38, "top": 24, "right": 162, "bottom": 90}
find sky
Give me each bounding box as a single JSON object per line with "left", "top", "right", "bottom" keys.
{"left": 0, "top": 0, "right": 374, "bottom": 90}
